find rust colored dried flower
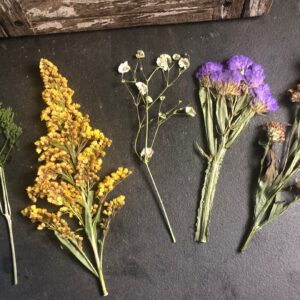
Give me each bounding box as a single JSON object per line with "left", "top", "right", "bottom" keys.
{"left": 288, "top": 84, "right": 300, "bottom": 103}
{"left": 22, "top": 59, "right": 132, "bottom": 296}
{"left": 266, "top": 121, "right": 286, "bottom": 143}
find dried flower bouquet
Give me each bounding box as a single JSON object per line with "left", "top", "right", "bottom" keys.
{"left": 195, "top": 55, "right": 278, "bottom": 243}
{"left": 22, "top": 59, "right": 131, "bottom": 296}
{"left": 119, "top": 51, "right": 195, "bottom": 243}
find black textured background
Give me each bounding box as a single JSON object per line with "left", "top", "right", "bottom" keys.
{"left": 0, "top": 1, "right": 300, "bottom": 299}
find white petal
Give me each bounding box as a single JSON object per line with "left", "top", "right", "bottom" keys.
{"left": 136, "top": 50, "right": 145, "bottom": 58}
{"left": 185, "top": 106, "right": 196, "bottom": 117}
{"left": 172, "top": 53, "right": 181, "bottom": 61}
{"left": 135, "top": 82, "right": 148, "bottom": 95}
{"left": 141, "top": 147, "right": 154, "bottom": 158}
{"left": 118, "top": 61, "right": 131, "bottom": 74}
{"left": 146, "top": 96, "right": 153, "bottom": 103}
{"left": 178, "top": 58, "right": 190, "bottom": 69}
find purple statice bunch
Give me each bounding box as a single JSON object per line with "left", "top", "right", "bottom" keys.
{"left": 195, "top": 55, "right": 278, "bottom": 113}
{"left": 194, "top": 55, "right": 279, "bottom": 244}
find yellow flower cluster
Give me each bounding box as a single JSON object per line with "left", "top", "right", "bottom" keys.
{"left": 23, "top": 59, "right": 131, "bottom": 244}
{"left": 101, "top": 195, "right": 126, "bottom": 231}
{"left": 96, "top": 167, "right": 132, "bottom": 202}
{"left": 22, "top": 205, "right": 83, "bottom": 248}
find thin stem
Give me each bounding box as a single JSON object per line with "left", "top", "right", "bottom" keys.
{"left": 0, "top": 167, "right": 18, "bottom": 284}
{"left": 99, "top": 232, "right": 108, "bottom": 297}
{"left": 90, "top": 237, "right": 108, "bottom": 296}
{"left": 145, "top": 101, "right": 149, "bottom": 156}
{"left": 145, "top": 163, "right": 176, "bottom": 243}
{"left": 83, "top": 190, "right": 108, "bottom": 297}
{"left": 0, "top": 139, "right": 8, "bottom": 157}
{"left": 240, "top": 224, "right": 259, "bottom": 252}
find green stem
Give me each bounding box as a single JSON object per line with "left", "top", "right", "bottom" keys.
{"left": 195, "top": 147, "right": 226, "bottom": 243}
{"left": 84, "top": 194, "right": 108, "bottom": 297}
{"left": 90, "top": 237, "right": 108, "bottom": 297}
{"left": 98, "top": 234, "right": 108, "bottom": 296}
{"left": 145, "top": 163, "right": 176, "bottom": 243}
{"left": 240, "top": 224, "right": 259, "bottom": 252}
{"left": 0, "top": 166, "right": 18, "bottom": 284}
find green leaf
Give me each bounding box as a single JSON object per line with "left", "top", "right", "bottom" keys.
{"left": 270, "top": 194, "right": 300, "bottom": 220}
{"left": 54, "top": 232, "right": 98, "bottom": 277}
{"left": 288, "top": 140, "right": 298, "bottom": 157}
{"left": 226, "top": 109, "right": 254, "bottom": 148}
{"left": 254, "top": 181, "right": 268, "bottom": 218}
{"left": 216, "top": 95, "right": 228, "bottom": 134}
{"left": 199, "top": 88, "right": 215, "bottom": 155}
{"left": 234, "top": 94, "right": 250, "bottom": 113}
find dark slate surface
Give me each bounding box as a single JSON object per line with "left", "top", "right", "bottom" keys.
{"left": 0, "top": 0, "right": 300, "bottom": 299}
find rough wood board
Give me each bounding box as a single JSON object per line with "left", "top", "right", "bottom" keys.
{"left": 0, "top": 0, "right": 273, "bottom": 37}
{"left": 0, "top": 23, "right": 7, "bottom": 37}
{"left": 0, "top": 0, "right": 34, "bottom": 36}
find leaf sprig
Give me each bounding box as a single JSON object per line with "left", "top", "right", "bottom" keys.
{"left": 0, "top": 102, "right": 22, "bottom": 285}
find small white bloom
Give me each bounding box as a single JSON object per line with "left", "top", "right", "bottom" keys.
{"left": 136, "top": 50, "right": 145, "bottom": 59}
{"left": 118, "top": 61, "right": 131, "bottom": 74}
{"left": 146, "top": 96, "right": 153, "bottom": 103}
{"left": 135, "top": 82, "right": 148, "bottom": 95}
{"left": 160, "top": 95, "right": 166, "bottom": 101}
{"left": 141, "top": 147, "right": 154, "bottom": 159}
{"left": 159, "top": 112, "right": 166, "bottom": 120}
{"left": 178, "top": 57, "right": 190, "bottom": 70}
{"left": 185, "top": 106, "right": 196, "bottom": 117}
{"left": 172, "top": 53, "right": 181, "bottom": 61}
{"left": 156, "top": 54, "right": 172, "bottom": 71}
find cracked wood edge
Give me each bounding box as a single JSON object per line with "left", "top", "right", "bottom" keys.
{"left": 0, "top": 0, "right": 34, "bottom": 36}
{"left": 243, "top": 0, "right": 273, "bottom": 17}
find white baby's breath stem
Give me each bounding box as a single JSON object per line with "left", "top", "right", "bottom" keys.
{"left": 145, "top": 163, "right": 176, "bottom": 243}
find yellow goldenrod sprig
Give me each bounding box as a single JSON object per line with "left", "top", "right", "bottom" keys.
{"left": 22, "top": 59, "right": 132, "bottom": 297}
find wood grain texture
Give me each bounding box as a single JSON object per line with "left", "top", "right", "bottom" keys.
{"left": 0, "top": 0, "right": 273, "bottom": 37}
{"left": 243, "top": 0, "right": 273, "bottom": 17}
{"left": 0, "top": 23, "right": 7, "bottom": 36}
{"left": 0, "top": 0, "right": 34, "bottom": 36}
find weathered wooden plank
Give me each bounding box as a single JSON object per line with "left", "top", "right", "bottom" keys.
{"left": 213, "top": 0, "right": 245, "bottom": 20}
{"left": 30, "top": 8, "right": 214, "bottom": 34}
{"left": 243, "top": 0, "right": 273, "bottom": 17}
{"left": 0, "top": 0, "right": 273, "bottom": 38}
{"left": 0, "top": 23, "right": 8, "bottom": 37}
{"left": 0, "top": 0, "right": 34, "bottom": 36}
{"left": 22, "top": 0, "right": 216, "bottom": 21}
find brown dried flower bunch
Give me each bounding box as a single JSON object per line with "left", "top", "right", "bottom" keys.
{"left": 241, "top": 86, "right": 300, "bottom": 251}
{"left": 22, "top": 59, "right": 131, "bottom": 296}
{"left": 288, "top": 84, "right": 300, "bottom": 103}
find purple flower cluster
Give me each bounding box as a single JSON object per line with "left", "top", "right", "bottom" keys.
{"left": 195, "top": 55, "right": 278, "bottom": 112}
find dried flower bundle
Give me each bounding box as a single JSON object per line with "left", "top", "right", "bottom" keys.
{"left": 195, "top": 55, "right": 278, "bottom": 243}
{"left": 22, "top": 59, "right": 131, "bottom": 296}
{"left": 241, "top": 87, "right": 300, "bottom": 251}
{"left": 0, "top": 103, "right": 22, "bottom": 285}
{"left": 119, "top": 51, "right": 195, "bottom": 243}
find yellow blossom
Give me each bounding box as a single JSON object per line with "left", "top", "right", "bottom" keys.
{"left": 22, "top": 59, "right": 132, "bottom": 296}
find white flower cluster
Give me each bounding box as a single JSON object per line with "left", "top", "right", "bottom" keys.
{"left": 118, "top": 51, "right": 190, "bottom": 75}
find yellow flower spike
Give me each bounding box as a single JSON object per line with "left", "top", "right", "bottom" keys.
{"left": 23, "top": 59, "right": 132, "bottom": 297}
